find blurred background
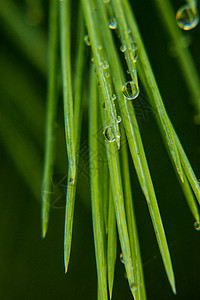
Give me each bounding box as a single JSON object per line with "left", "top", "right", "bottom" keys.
{"left": 0, "top": 0, "right": 200, "bottom": 299}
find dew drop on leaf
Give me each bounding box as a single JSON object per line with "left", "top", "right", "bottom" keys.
{"left": 130, "top": 282, "right": 137, "bottom": 292}
{"left": 103, "top": 125, "right": 115, "bottom": 143}
{"left": 176, "top": 4, "right": 199, "bottom": 30}
{"left": 120, "top": 253, "right": 125, "bottom": 264}
{"left": 69, "top": 178, "right": 74, "bottom": 184}
{"left": 194, "top": 221, "right": 200, "bottom": 231}
{"left": 102, "top": 102, "right": 106, "bottom": 109}
{"left": 83, "top": 34, "right": 91, "bottom": 46}
{"left": 122, "top": 81, "right": 139, "bottom": 100}
{"left": 109, "top": 18, "right": 117, "bottom": 29}
{"left": 120, "top": 44, "right": 126, "bottom": 52}
{"left": 111, "top": 93, "right": 117, "bottom": 101}
{"left": 117, "top": 116, "right": 122, "bottom": 123}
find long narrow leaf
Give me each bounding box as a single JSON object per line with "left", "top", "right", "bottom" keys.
{"left": 89, "top": 66, "right": 108, "bottom": 300}
{"left": 42, "top": 0, "right": 59, "bottom": 238}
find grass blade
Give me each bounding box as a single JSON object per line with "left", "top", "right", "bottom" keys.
{"left": 59, "top": 0, "right": 76, "bottom": 181}
{"left": 89, "top": 66, "right": 108, "bottom": 300}
{"left": 63, "top": 5, "right": 86, "bottom": 272}
{"left": 120, "top": 125, "right": 147, "bottom": 300}
{"left": 107, "top": 186, "right": 117, "bottom": 299}
{"left": 41, "top": 0, "right": 59, "bottom": 238}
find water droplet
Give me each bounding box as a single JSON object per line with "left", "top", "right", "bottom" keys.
{"left": 84, "top": 34, "right": 91, "bottom": 46}
{"left": 91, "top": 57, "right": 94, "bottom": 63}
{"left": 120, "top": 253, "right": 125, "bottom": 264}
{"left": 176, "top": 4, "right": 199, "bottom": 30}
{"left": 111, "top": 93, "right": 117, "bottom": 101}
{"left": 120, "top": 44, "right": 126, "bottom": 52}
{"left": 117, "top": 116, "right": 122, "bottom": 123}
{"left": 102, "top": 102, "right": 106, "bottom": 109}
{"left": 105, "top": 72, "right": 110, "bottom": 78}
{"left": 102, "top": 60, "right": 109, "bottom": 69}
{"left": 103, "top": 125, "right": 115, "bottom": 143}
{"left": 131, "top": 50, "right": 138, "bottom": 63}
{"left": 103, "top": 0, "right": 110, "bottom": 3}
{"left": 130, "top": 282, "right": 137, "bottom": 292}
{"left": 109, "top": 18, "right": 117, "bottom": 29}
{"left": 131, "top": 41, "right": 138, "bottom": 51}
{"left": 194, "top": 221, "right": 200, "bottom": 231}
{"left": 122, "top": 81, "right": 140, "bottom": 100}
{"left": 69, "top": 178, "right": 74, "bottom": 184}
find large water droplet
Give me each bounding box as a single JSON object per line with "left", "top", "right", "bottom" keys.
{"left": 109, "top": 18, "right": 117, "bottom": 29}
{"left": 194, "top": 221, "right": 200, "bottom": 231}
{"left": 120, "top": 253, "right": 125, "bottom": 264}
{"left": 122, "top": 81, "right": 139, "bottom": 100}
{"left": 176, "top": 4, "right": 199, "bottom": 30}
{"left": 84, "top": 34, "right": 91, "bottom": 46}
{"left": 103, "top": 125, "right": 115, "bottom": 143}
{"left": 120, "top": 44, "right": 127, "bottom": 52}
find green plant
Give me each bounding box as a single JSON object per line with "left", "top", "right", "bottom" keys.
{"left": 41, "top": 0, "right": 200, "bottom": 299}
{"left": 0, "top": 0, "right": 200, "bottom": 299}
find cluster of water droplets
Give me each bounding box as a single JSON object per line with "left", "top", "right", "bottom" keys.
{"left": 176, "top": 4, "right": 199, "bottom": 30}
{"left": 119, "top": 31, "right": 140, "bottom": 100}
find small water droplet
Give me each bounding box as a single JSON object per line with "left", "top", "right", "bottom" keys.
{"left": 120, "top": 253, "right": 125, "bottom": 264}
{"left": 102, "top": 102, "right": 106, "bottom": 109}
{"left": 105, "top": 72, "right": 110, "bottom": 78}
{"left": 194, "top": 221, "right": 200, "bottom": 231}
{"left": 103, "top": 125, "right": 115, "bottom": 143}
{"left": 69, "top": 178, "right": 74, "bottom": 184}
{"left": 117, "top": 116, "right": 122, "bottom": 123}
{"left": 176, "top": 4, "right": 199, "bottom": 30}
{"left": 122, "top": 81, "right": 139, "bottom": 100}
{"left": 120, "top": 44, "right": 126, "bottom": 52}
{"left": 131, "top": 50, "right": 138, "bottom": 63}
{"left": 84, "top": 34, "right": 91, "bottom": 46}
{"left": 130, "top": 282, "right": 137, "bottom": 292}
{"left": 111, "top": 93, "right": 117, "bottom": 101}
{"left": 131, "top": 41, "right": 138, "bottom": 51}
{"left": 91, "top": 57, "right": 94, "bottom": 63}
{"left": 102, "top": 60, "right": 109, "bottom": 69}
{"left": 109, "top": 17, "right": 117, "bottom": 29}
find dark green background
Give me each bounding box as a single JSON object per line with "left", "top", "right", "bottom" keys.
{"left": 0, "top": 0, "right": 200, "bottom": 299}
